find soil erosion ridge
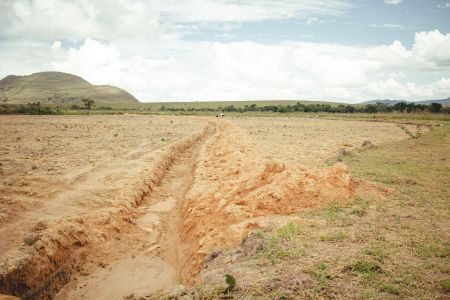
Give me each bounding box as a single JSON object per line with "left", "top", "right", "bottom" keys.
{"left": 0, "top": 118, "right": 355, "bottom": 299}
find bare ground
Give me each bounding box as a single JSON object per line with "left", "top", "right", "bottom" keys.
{"left": 0, "top": 115, "right": 421, "bottom": 299}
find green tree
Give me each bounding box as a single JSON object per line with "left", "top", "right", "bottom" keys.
{"left": 406, "top": 102, "right": 416, "bottom": 113}
{"left": 393, "top": 102, "right": 407, "bottom": 112}
{"left": 430, "top": 102, "right": 442, "bottom": 113}
{"left": 81, "top": 98, "right": 95, "bottom": 110}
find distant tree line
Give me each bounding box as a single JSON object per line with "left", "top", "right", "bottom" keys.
{"left": 0, "top": 102, "right": 58, "bottom": 115}
{"left": 0, "top": 98, "right": 97, "bottom": 115}
{"left": 1, "top": 100, "right": 448, "bottom": 115}
{"left": 161, "top": 102, "right": 449, "bottom": 114}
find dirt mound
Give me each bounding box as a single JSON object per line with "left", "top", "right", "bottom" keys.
{"left": 180, "top": 121, "right": 355, "bottom": 280}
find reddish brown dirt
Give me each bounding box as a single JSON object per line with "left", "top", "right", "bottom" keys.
{"left": 0, "top": 116, "right": 405, "bottom": 299}
{"left": 0, "top": 115, "right": 207, "bottom": 299}
{"left": 55, "top": 125, "right": 211, "bottom": 299}
{"left": 180, "top": 120, "right": 354, "bottom": 281}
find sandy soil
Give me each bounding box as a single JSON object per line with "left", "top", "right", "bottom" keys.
{"left": 55, "top": 130, "right": 207, "bottom": 300}
{"left": 231, "top": 117, "right": 416, "bottom": 167}
{"left": 0, "top": 115, "right": 203, "bottom": 225}
{"left": 0, "top": 115, "right": 415, "bottom": 299}
{"left": 0, "top": 115, "right": 204, "bottom": 298}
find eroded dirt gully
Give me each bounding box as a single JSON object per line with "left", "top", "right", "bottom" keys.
{"left": 0, "top": 120, "right": 212, "bottom": 299}
{"left": 55, "top": 123, "right": 214, "bottom": 300}
{"left": 1, "top": 118, "right": 357, "bottom": 299}
{"left": 180, "top": 120, "right": 354, "bottom": 282}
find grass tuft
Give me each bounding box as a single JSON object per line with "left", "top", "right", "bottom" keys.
{"left": 440, "top": 278, "right": 450, "bottom": 292}
{"left": 348, "top": 260, "right": 382, "bottom": 274}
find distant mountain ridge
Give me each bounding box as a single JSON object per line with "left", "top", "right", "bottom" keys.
{"left": 361, "top": 97, "right": 450, "bottom": 106}
{"left": 0, "top": 71, "right": 139, "bottom": 105}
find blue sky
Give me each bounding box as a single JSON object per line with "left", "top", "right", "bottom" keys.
{"left": 0, "top": 0, "right": 449, "bottom": 102}
{"left": 185, "top": 0, "right": 450, "bottom": 46}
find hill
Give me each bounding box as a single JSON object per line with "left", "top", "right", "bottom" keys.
{"left": 0, "top": 72, "right": 139, "bottom": 105}
{"left": 361, "top": 97, "right": 450, "bottom": 106}
{"left": 416, "top": 97, "right": 450, "bottom": 105}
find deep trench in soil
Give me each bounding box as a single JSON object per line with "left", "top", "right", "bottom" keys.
{"left": 55, "top": 129, "right": 206, "bottom": 300}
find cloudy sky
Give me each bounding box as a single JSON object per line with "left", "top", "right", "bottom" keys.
{"left": 1, "top": 0, "right": 450, "bottom": 102}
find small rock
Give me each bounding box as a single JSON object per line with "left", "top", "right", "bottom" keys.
{"left": 23, "top": 233, "right": 40, "bottom": 246}
{"left": 240, "top": 232, "right": 265, "bottom": 257}
{"left": 339, "top": 148, "right": 349, "bottom": 156}
{"left": 362, "top": 140, "right": 374, "bottom": 149}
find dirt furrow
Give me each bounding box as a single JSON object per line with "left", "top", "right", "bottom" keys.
{"left": 55, "top": 127, "right": 208, "bottom": 299}
{"left": 0, "top": 121, "right": 213, "bottom": 299}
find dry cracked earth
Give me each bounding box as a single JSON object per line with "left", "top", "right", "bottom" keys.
{"left": 0, "top": 115, "right": 416, "bottom": 299}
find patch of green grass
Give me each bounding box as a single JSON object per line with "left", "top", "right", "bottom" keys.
{"left": 317, "top": 261, "right": 328, "bottom": 271}
{"left": 319, "top": 231, "right": 348, "bottom": 242}
{"left": 350, "top": 197, "right": 370, "bottom": 217}
{"left": 439, "top": 278, "right": 450, "bottom": 292}
{"left": 277, "top": 222, "right": 301, "bottom": 239}
{"left": 259, "top": 235, "right": 304, "bottom": 263}
{"left": 348, "top": 260, "right": 382, "bottom": 274}
{"left": 417, "top": 243, "right": 449, "bottom": 259}
{"left": 258, "top": 222, "right": 308, "bottom": 263}
{"left": 325, "top": 203, "right": 344, "bottom": 222}
{"left": 313, "top": 261, "right": 333, "bottom": 282}
{"left": 350, "top": 207, "right": 366, "bottom": 216}
{"left": 362, "top": 244, "right": 388, "bottom": 262}
{"left": 380, "top": 283, "right": 401, "bottom": 295}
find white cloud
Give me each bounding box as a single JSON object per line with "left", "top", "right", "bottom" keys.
{"left": 437, "top": 3, "right": 450, "bottom": 8}
{"left": 371, "top": 23, "right": 405, "bottom": 30}
{"left": 51, "top": 41, "right": 62, "bottom": 49}
{"left": 412, "top": 30, "right": 450, "bottom": 66}
{"left": 368, "top": 78, "right": 450, "bottom": 99}
{"left": 1, "top": 0, "right": 166, "bottom": 40}
{"left": 152, "top": 0, "right": 350, "bottom": 23}
{"left": 384, "top": 0, "right": 402, "bottom": 5}
{"left": 44, "top": 32, "right": 450, "bottom": 102}
{"left": 0, "top": 0, "right": 350, "bottom": 40}
{"left": 0, "top": 1, "right": 449, "bottom": 102}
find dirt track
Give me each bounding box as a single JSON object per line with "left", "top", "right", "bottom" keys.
{"left": 0, "top": 116, "right": 415, "bottom": 299}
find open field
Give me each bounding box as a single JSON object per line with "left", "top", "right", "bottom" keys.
{"left": 0, "top": 115, "right": 448, "bottom": 299}
{"left": 230, "top": 117, "right": 424, "bottom": 167}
